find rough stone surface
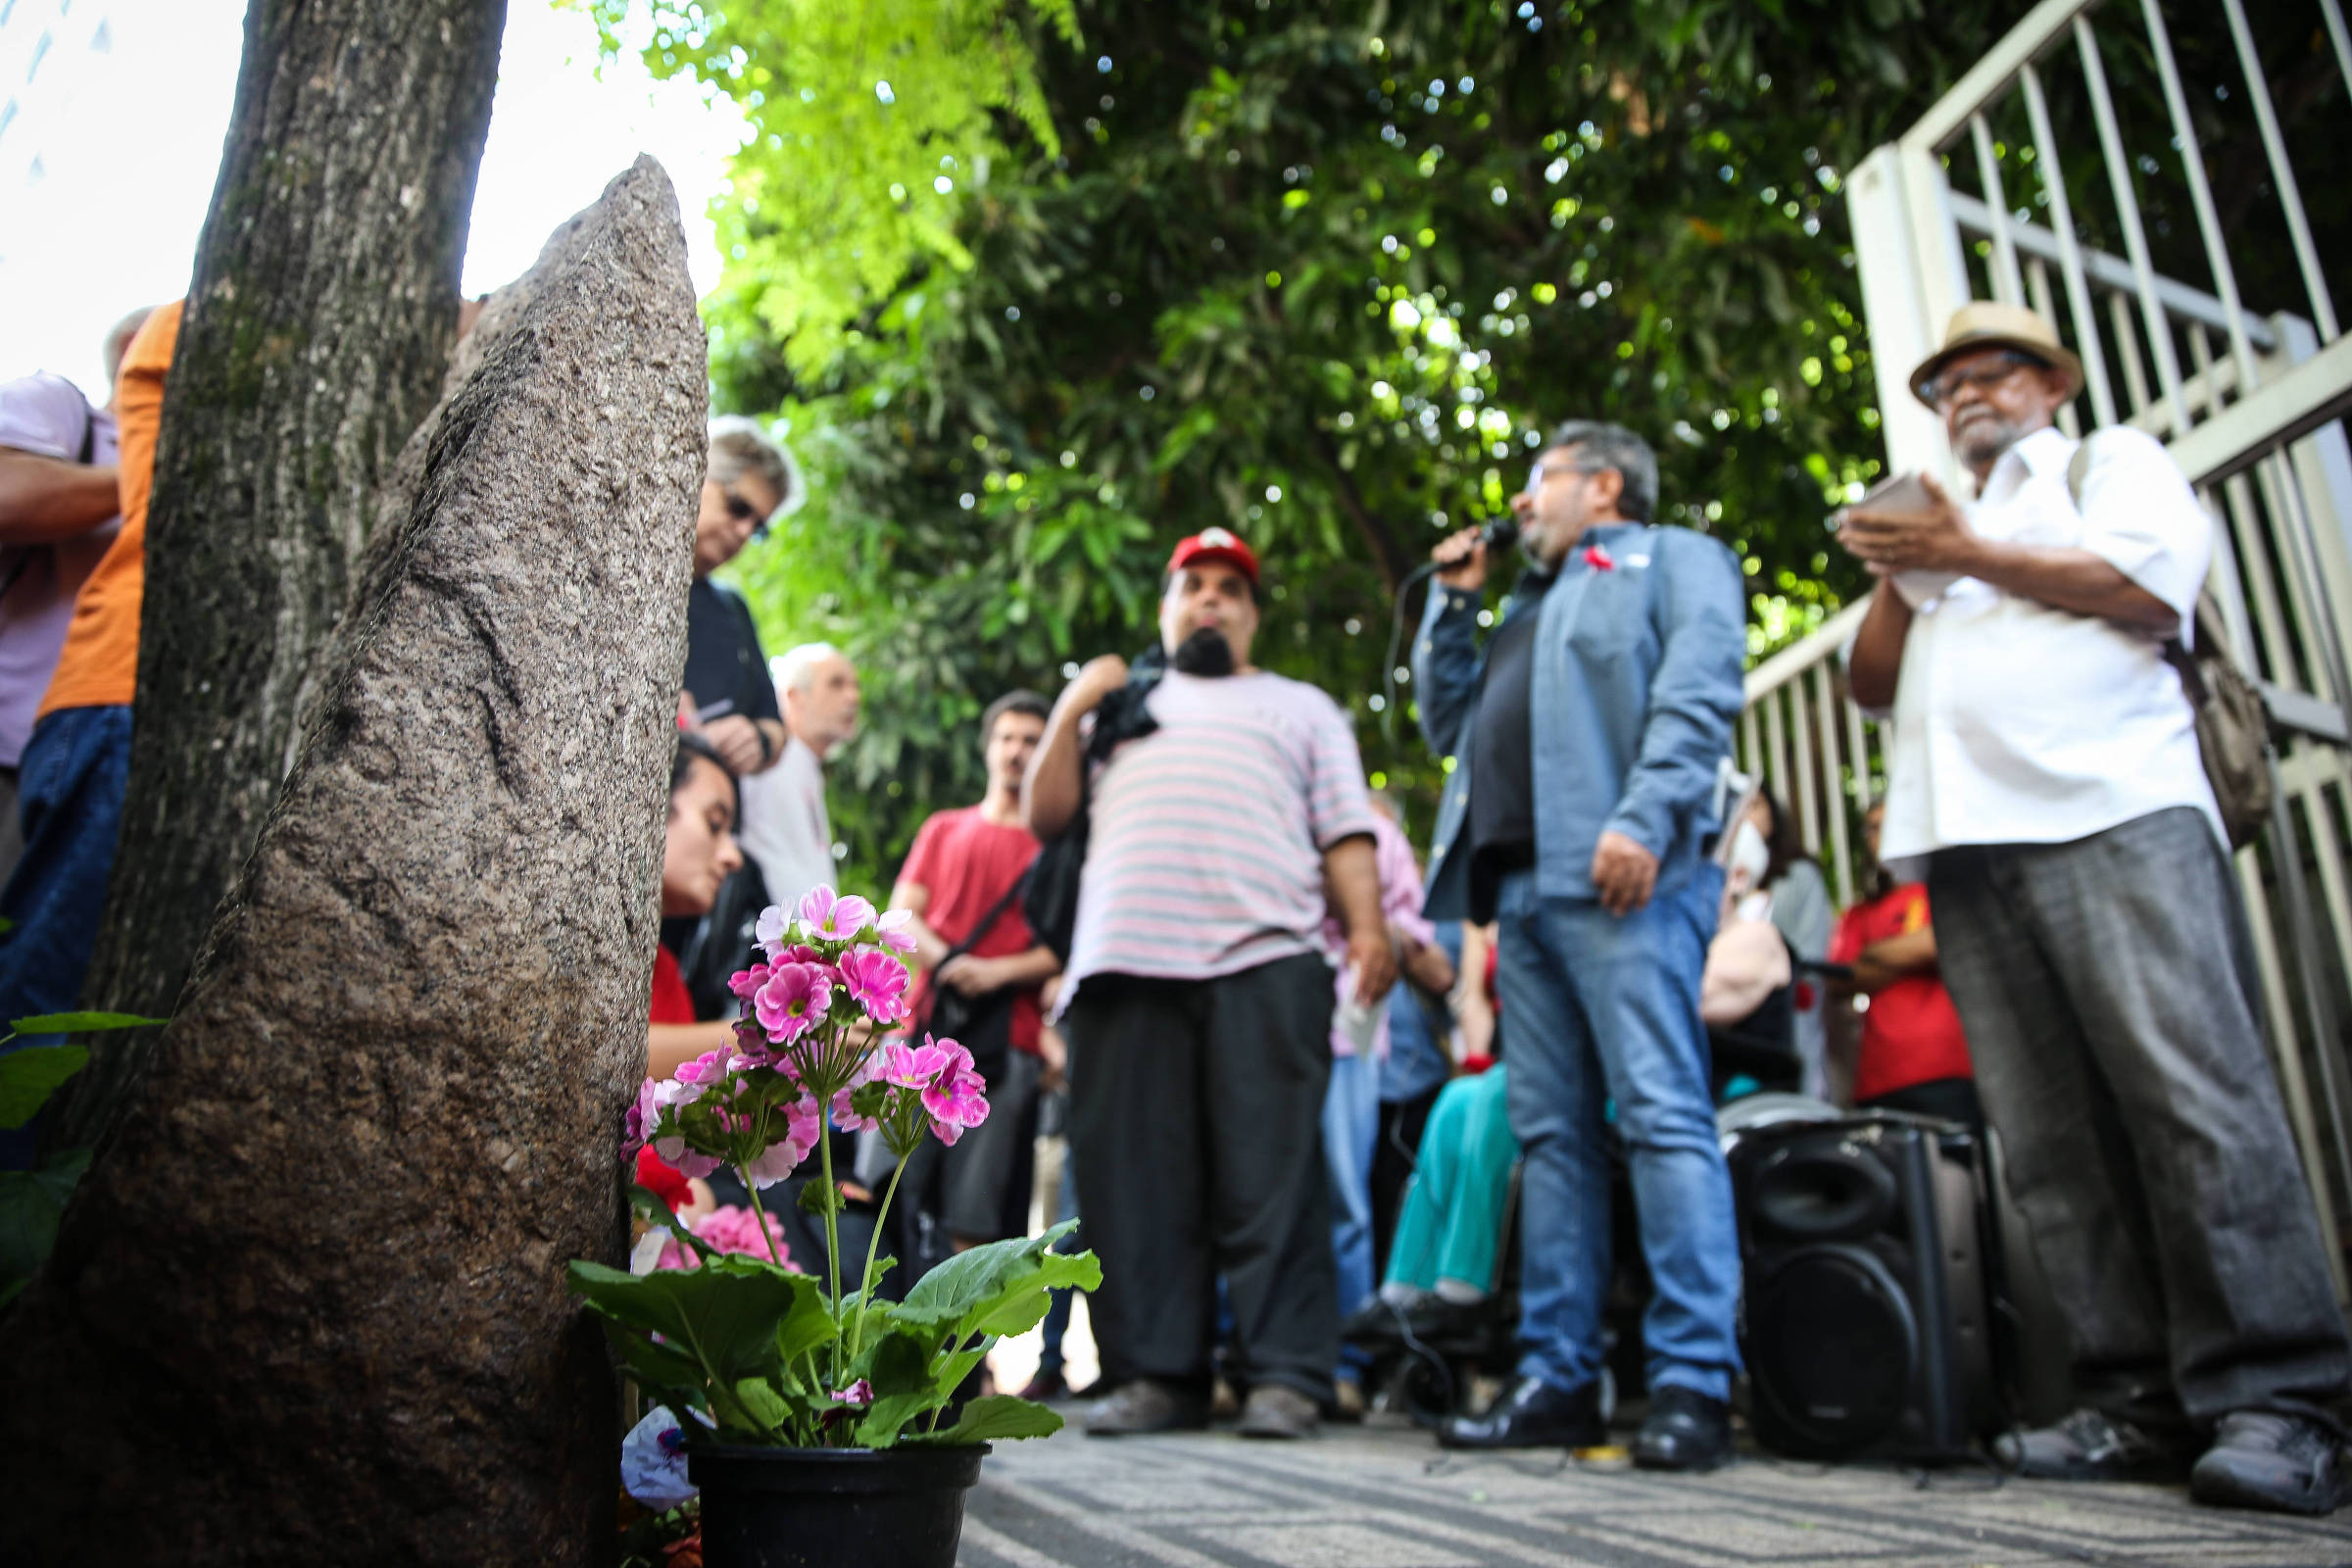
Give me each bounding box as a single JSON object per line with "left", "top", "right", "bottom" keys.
{"left": 0, "top": 157, "right": 707, "bottom": 1565}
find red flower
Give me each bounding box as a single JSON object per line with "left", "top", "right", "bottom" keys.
{"left": 1582, "top": 543, "right": 1615, "bottom": 571}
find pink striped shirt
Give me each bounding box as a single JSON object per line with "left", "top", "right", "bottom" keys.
{"left": 1064, "top": 670, "right": 1378, "bottom": 1000}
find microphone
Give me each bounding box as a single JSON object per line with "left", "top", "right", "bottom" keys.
{"left": 1383, "top": 514, "right": 1518, "bottom": 746}
{"left": 1427, "top": 514, "right": 1519, "bottom": 576}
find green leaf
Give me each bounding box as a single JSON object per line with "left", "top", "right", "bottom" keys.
{"left": 734, "top": 1376, "right": 794, "bottom": 1433}
{"left": 567, "top": 1255, "right": 820, "bottom": 1427}
{"left": 0, "top": 1045, "right": 88, "bottom": 1129}
{"left": 906, "top": 1394, "right": 1066, "bottom": 1446}
{"left": 850, "top": 1328, "right": 943, "bottom": 1447}
{"left": 9, "top": 1011, "right": 165, "bottom": 1036}
{"left": 798, "top": 1177, "right": 846, "bottom": 1217}
{"left": 891, "top": 1221, "right": 1100, "bottom": 1347}
{"left": 0, "top": 1147, "right": 90, "bottom": 1291}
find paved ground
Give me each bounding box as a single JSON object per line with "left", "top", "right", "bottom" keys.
{"left": 957, "top": 1420, "right": 2352, "bottom": 1568}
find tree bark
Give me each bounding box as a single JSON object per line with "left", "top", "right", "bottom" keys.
{"left": 56, "top": 0, "right": 509, "bottom": 1147}
{"left": 0, "top": 156, "right": 709, "bottom": 1564}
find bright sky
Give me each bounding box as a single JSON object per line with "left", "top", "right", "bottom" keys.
{"left": 0, "top": 0, "right": 749, "bottom": 402}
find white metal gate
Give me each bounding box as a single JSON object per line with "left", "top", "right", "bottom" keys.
{"left": 1751, "top": 0, "right": 2352, "bottom": 1284}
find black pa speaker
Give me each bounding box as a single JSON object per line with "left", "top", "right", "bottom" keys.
{"left": 1727, "top": 1113, "right": 1999, "bottom": 1461}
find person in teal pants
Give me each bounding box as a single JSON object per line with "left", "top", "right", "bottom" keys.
{"left": 1349, "top": 1064, "right": 1519, "bottom": 1342}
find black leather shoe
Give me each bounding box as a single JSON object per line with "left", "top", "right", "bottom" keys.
{"left": 1438, "top": 1374, "right": 1605, "bottom": 1450}
{"left": 1634, "top": 1385, "right": 1734, "bottom": 1471}
{"left": 1992, "top": 1406, "right": 2197, "bottom": 1483}
{"left": 1344, "top": 1293, "right": 1487, "bottom": 1350}
{"left": 2191, "top": 1412, "right": 2349, "bottom": 1515}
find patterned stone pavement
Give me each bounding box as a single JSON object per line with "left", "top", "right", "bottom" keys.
{"left": 957, "top": 1421, "right": 2352, "bottom": 1568}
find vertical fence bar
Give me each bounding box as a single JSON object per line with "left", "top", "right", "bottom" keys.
{"left": 1789, "top": 672, "right": 1822, "bottom": 855}
{"left": 2218, "top": 0, "right": 2340, "bottom": 340}
{"left": 2323, "top": 0, "right": 2352, "bottom": 99}
{"left": 1843, "top": 693, "right": 1876, "bottom": 812}
{"left": 2024, "top": 258, "right": 2082, "bottom": 439}
{"left": 2108, "top": 291, "right": 2153, "bottom": 424}
{"left": 2019, "top": 62, "right": 2120, "bottom": 427}
{"left": 2139, "top": 0, "right": 2266, "bottom": 390}
{"left": 1763, "top": 689, "right": 1793, "bottom": 816}
{"left": 2076, "top": 13, "right": 2193, "bottom": 432}
{"left": 1740, "top": 706, "right": 1762, "bottom": 784}
{"left": 1812, "top": 663, "right": 1854, "bottom": 906}
{"left": 1967, "top": 113, "right": 2030, "bottom": 307}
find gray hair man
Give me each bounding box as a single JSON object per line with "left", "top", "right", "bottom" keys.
{"left": 737, "top": 641, "right": 859, "bottom": 906}
{"left": 1840, "top": 301, "right": 2348, "bottom": 1515}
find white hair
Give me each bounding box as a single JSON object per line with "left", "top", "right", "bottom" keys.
{"left": 773, "top": 642, "right": 849, "bottom": 694}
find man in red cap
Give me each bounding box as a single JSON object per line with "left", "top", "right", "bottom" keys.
{"left": 1025, "top": 526, "right": 1396, "bottom": 1441}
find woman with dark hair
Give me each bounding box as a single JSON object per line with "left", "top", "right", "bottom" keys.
{"left": 649, "top": 732, "right": 746, "bottom": 1079}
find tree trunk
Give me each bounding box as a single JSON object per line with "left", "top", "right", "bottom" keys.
{"left": 0, "top": 156, "right": 709, "bottom": 1564}
{"left": 56, "top": 0, "right": 508, "bottom": 1147}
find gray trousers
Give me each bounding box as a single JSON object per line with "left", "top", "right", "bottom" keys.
{"left": 1929, "top": 806, "right": 2349, "bottom": 1428}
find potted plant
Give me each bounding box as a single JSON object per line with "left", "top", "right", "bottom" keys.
{"left": 570, "top": 885, "right": 1099, "bottom": 1568}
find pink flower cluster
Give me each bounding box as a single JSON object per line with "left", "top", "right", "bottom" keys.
{"left": 725, "top": 887, "right": 913, "bottom": 1067}
{"left": 655, "top": 1203, "right": 797, "bottom": 1272}
{"left": 880, "top": 1036, "right": 991, "bottom": 1147}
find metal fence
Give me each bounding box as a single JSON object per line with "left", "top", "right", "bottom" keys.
{"left": 1759, "top": 0, "right": 2352, "bottom": 1285}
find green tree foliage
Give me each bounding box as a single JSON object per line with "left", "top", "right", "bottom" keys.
{"left": 612, "top": 0, "right": 2040, "bottom": 880}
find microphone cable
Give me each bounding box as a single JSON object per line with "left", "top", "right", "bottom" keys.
{"left": 1380, "top": 516, "right": 1519, "bottom": 750}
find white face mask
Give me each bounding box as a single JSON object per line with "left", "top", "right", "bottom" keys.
{"left": 1728, "top": 818, "right": 1771, "bottom": 893}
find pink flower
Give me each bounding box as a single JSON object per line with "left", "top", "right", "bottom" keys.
{"left": 754, "top": 961, "right": 833, "bottom": 1042}
{"left": 727, "top": 961, "right": 772, "bottom": 1002}
{"left": 880, "top": 1035, "right": 959, "bottom": 1091}
{"left": 873, "top": 908, "right": 919, "bottom": 955}
{"left": 836, "top": 946, "right": 910, "bottom": 1025}
{"left": 741, "top": 1093, "right": 824, "bottom": 1188}
{"left": 650, "top": 1136, "right": 725, "bottom": 1181}
{"left": 922, "top": 1070, "right": 990, "bottom": 1141}
{"left": 671, "top": 1047, "right": 736, "bottom": 1101}
{"left": 831, "top": 1380, "right": 875, "bottom": 1408}
{"left": 798, "top": 885, "right": 877, "bottom": 942}
{"left": 1582, "top": 543, "right": 1615, "bottom": 571}
{"left": 697, "top": 1203, "right": 794, "bottom": 1264}
{"left": 829, "top": 1056, "right": 882, "bottom": 1133}
{"left": 624, "top": 1078, "right": 663, "bottom": 1151}
{"left": 754, "top": 905, "right": 793, "bottom": 960}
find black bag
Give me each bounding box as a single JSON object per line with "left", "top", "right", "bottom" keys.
{"left": 919, "top": 872, "right": 1029, "bottom": 1091}
{"left": 1023, "top": 647, "right": 1166, "bottom": 960}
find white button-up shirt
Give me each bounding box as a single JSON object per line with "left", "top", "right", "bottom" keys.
{"left": 1877, "top": 424, "right": 2222, "bottom": 879}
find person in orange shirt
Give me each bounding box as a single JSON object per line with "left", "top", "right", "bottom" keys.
{"left": 0, "top": 300, "right": 181, "bottom": 1170}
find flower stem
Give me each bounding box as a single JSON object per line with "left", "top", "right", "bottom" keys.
{"left": 817, "top": 1113, "right": 844, "bottom": 1385}
{"left": 849, "top": 1152, "right": 910, "bottom": 1360}
{"left": 740, "top": 1168, "right": 784, "bottom": 1268}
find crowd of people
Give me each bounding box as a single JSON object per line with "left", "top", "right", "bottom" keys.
{"left": 1, "top": 294, "right": 2343, "bottom": 1517}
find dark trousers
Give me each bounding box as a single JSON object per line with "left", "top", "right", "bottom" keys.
{"left": 1930, "top": 806, "right": 2350, "bottom": 1428}
{"left": 1371, "top": 1083, "right": 1442, "bottom": 1279}
{"left": 1065, "top": 952, "right": 1338, "bottom": 1405}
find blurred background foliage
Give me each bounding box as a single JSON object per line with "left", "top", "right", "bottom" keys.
{"left": 590, "top": 0, "right": 2339, "bottom": 886}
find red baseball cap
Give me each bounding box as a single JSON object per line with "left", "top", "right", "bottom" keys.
{"left": 1166, "top": 526, "right": 1259, "bottom": 586}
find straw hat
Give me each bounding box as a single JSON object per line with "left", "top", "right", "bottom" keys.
{"left": 1907, "top": 301, "right": 2084, "bottom": 407}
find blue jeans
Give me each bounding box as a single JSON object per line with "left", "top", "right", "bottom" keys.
{"left": 1323, "top": 1049, "right": 1381, "bottom": 1381}
{"left": 0, "top": 705, "right": 133, "bottom": 1168}
{"left": 1494, "top": 865, "right": 1741, "bottom": 1401}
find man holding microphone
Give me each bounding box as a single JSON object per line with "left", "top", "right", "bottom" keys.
{"left": 1411, "top": 421, "right": 1748, "bottom": 1467}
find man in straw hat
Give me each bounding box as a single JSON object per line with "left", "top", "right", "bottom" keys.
{"left": 1836, "top": 302, "right": 2348, "bottom": 1514}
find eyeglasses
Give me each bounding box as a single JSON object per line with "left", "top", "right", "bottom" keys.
{"left": 721, "top": 487, "right": 770, "bottom": 537}
{"left": 1925, "top": 351, "right": 2044, "bottom": 408}
{"left": 1527, "top": 459, "right": 1605, "bottom": 489}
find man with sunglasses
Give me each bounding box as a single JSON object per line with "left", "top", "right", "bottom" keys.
{"left": 682, "top": 416, "right": 798, "bottom": 776}
{"left": 1411, "top": 420, "right": 1747, "bottom": 1468}
{"left": 1838, "top": 302, "right": 2347, "bottom": 1514}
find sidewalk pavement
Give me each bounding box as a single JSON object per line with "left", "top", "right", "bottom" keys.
{"left": 959, "top": 1420, "right": 2352, "bottom": 1567}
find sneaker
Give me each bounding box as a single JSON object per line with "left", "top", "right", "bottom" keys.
{"left": 1239, "top": 1383, "right": 1320, "bottom": 1440}
{"left": 2191, "top": 1412, "right": 2349, "bottom": 1515}
{"left": 1083, "top": 1379, "right": 1210, "bottom": 1438}
{"left": 1017, "top": 1367, "right": 1068, "bottom": 1402}
{"left": 1992, "top": 1406, "right": 2197, "bottom": 1483}
{"left": 1634, "top": 1385, "right": 1735, "bottom": 1472}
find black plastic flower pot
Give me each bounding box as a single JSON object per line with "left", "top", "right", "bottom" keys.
{"left": 687, "top": 1443, "right": 989, "bottom": 1568}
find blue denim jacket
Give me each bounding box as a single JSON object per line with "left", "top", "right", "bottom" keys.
{"left": 1413, "top": 521, "right": 1746, "bottom": 921}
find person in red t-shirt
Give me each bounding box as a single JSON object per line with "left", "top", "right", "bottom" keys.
{"left": 1829, "top": 802, "right": 1980, "bottom": 1134}
{"left": 637, "top": 733, "right": 746, "bottom": 1211}
{"left": 889, "top": 691, "right": 1062, "bottom": 1248}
